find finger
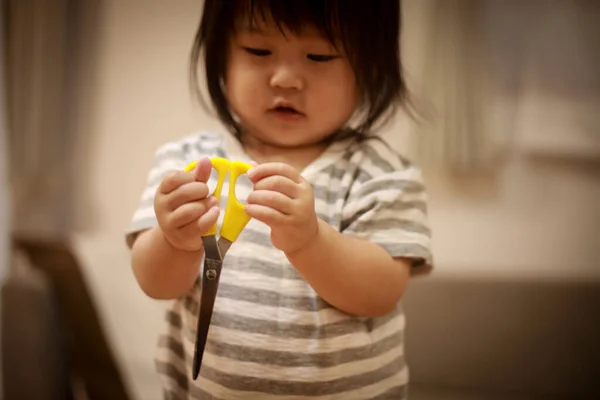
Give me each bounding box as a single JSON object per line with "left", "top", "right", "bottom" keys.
{"left": 247, "top": 190, "right": 293, "bottom": 215}
{"left": 169, "top": 197, "right": 218, "bottom": 228}
{"left": 245, "top": 204, "right": 287, "bottom": 226}
{"left": 252, "top": 175, "right": 298, "bottom": 199}
{"left": 194, "top": 157, "right": 213, "bottom": 183}
{"left": 159, "top": 170, "right": 195, "bottom": 194}
{"left": 166, "top": 182, "right": 211, "bottom": 211}
{"left": 195, "top": 205, "right": 220, "bottom": 233}
{"left": 179, "top": 205, "right": 220, "bottom": 237}
{"left": 247, "top": 162, "right": 301, "bottom": 184}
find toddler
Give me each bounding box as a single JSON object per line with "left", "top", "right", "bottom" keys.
{"left": 126, "top": 1, "right": 433, "bottom": 399}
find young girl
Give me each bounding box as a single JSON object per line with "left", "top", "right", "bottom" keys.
{"left": 126, "top": 1, "right": 433, "bottom": 399}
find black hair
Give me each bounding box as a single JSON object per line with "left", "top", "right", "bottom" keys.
{"left": 190, "top": 0, "right": 406, "bottom": 141}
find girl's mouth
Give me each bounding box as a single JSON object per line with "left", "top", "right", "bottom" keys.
{"left": 274, "top": 106, "right": 300, "bottom": 114}
{"left": 269, "top": 106, "right": 305, "bottom": 121}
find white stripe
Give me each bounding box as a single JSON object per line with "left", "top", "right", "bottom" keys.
{"left": 220, "top": 269, "right": 313, "bottom": 296}
{"left": 370, "top": 233, "right": 431, "bottom": 248}
{"left": 341, "top": 190, "right": 427, "bottom": 218}
{"left": 229, "top": 240, "right": 290, "bottom": 264}
{"left": 191, "top": 368, "right": 408, "bottom": 400}
{"left": 140, "top": 184, "right": 159, "bottom": 203}
{"left": 310, "top": 173, "right": 344, "bottom": 191}
{"left": 361, "top": 207, "right": 428, "bottom": 226}
{"left": 131, "top": 205, "right": 155, "bottom": 223}
{"left": 147, "top": 159, "right": 186, "bottom": 183}
{"left": 155, "top": 141, "right": 186, "bottom": 155}
{"left": 211, "top": 297, "right": 352, "bottom": 326}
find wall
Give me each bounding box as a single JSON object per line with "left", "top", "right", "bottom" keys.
{"left": 0, "top": 2, "right": 8, "bottom": 395}
{"left": 65, "top": 1, "right": 599, "bottom": 399}
{"left": 73, "top": 0, "right": 599, "bottom": 280}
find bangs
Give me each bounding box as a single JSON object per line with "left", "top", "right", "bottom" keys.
{"left": 193, "top": 0, "right": 405, "bottom": 139}
{"left": 232, "top": 0, "right": 345, "bottom": 49}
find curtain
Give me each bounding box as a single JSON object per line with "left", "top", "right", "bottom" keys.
{"left": 405, "top": 0, "right": 499, "bottom": 172}
{"left": 4, "top": 0, "right": 79, "bottom": 237}
{"left": 0, "top": 0, "right": 8, "bottom": 285}
{"left": 0, "top": 3, "right": 8, "bottom": 396}
{"left": 515, "top": 0, "right": 600, "bottom": 158}
{"left": 405, "top": 0, "right": 599, "bottom": 170}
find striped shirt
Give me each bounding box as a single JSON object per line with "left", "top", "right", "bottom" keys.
{"left": 125, "top": 131, "right": 433, "bottom": 400}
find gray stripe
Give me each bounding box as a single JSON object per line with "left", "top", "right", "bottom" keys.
{"left": 184, "top": 295, "right": 198, "bottom": 315}
{"left": 346, "top": 218, "right": 431, "bottom": 237}
{"left": 196, "top": 354, "right": 405, "bottom": 396}
{"left": 376, "top": 243, "right": 431, "bottom": 262}
{"left": 156, "top": 360, "right": 188, "bottom": 392}
{"left": 154, "top": 148, "right": 186, "bottom": 165}
{"left": 223, "top": 227, "right": 304, "bottom": 279}
{"left": 166, "top": 310, "right": 183, "bottom": 329}
{"left": 189, "top": 387, "right": 223, "bottom": 400}
{"left": 312, "top": 183, "right": 344, "bottom": 206}
{"left": 341, "top": 199, "right": 427, "bottom": 232}
{"left": 158, "top": 330, "right": 403, "bottom": 369}
{"left": 382, "top": 199, "right": 427, "bottom": 215}
{"left": 217, "top": 282, "right": 333, "bottom": 312}
{"left": 316, "top": 211, "right": 342, "bottom": 227}
{"left": 164, "top": 390, "right": 185, "bottom": 400}
{"left": 349, "top": 178, "right": 425, "bottom": 201}
{"left": 202, "top": 330, "right": 403, "bottom": 368}
{"left": 371, "top": 385, "right": 408, "bottom": 400}
{"left": 361, "top": 140, "right": 407, "bottom": 173}
{"left": 318, "top": 162, "right": 373, "bottom": 184}
{"left": 181, "top": 301, "right": 400, "bottom": 339}
{"left": 159, "top": 335, "right": 185, "bottom": 360}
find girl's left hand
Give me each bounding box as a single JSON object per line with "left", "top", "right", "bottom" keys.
{"left": 245, "top": 162, "right": 319, "bottom": 254}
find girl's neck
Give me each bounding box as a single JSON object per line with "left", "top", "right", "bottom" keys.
{"left": 241, "top": 134, "right": 328, "bottom": 172}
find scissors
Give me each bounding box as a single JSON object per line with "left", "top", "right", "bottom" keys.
{"left": 183, "top": 157, "right": 253, "bottom": 380}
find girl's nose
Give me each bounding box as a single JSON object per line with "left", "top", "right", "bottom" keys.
{"left": 269, "top": 65, "right": 304, "bottom": 91}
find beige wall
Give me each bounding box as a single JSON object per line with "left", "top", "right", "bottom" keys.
{"left": 73, "top": 0, "right": 599, "bottom": 280}
{"left": 67, "top": 2, "right": 599, "bottom": 399}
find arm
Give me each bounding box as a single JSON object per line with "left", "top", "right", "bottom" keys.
{"left": 130, "top": 227, "right": 203, "bottom": 300}
{"left": 246, "top": 163, "right": 413, "bottom": 318}
{"left": 286, "top": 219, "right": 410, "bottom": 317}
{"left": 128, "top": 157, "right": 219, "bottom": 300}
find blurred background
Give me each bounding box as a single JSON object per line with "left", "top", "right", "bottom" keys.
{"left": 0, "top": 0, "right": 598, "bottom": 399}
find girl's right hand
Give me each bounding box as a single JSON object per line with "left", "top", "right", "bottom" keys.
{"left": 153, "top": 157, "right": 220, "bottom": 252}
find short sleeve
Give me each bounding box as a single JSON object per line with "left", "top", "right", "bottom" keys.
{"left": 124, "top": 141, "right": 189, "bottom": 248}
{"left": 341, "top": 165, "right": 433, "bottom": 276}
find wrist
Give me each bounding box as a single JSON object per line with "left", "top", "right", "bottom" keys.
{"left": 285, "top": 218, "right": 327, "bottom": 260}
{"left": 155, "top": 226, "right": 202, "bottom": 254}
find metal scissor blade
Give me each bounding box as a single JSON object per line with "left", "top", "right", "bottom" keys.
{"left": 192, "top": 237, "right": 223, "bottom": 380}
{"left": 217, "top": 237, "right": 233, "bottom": 259}
{"left": 192, "top": 256, "right": 222, "bottom": 379}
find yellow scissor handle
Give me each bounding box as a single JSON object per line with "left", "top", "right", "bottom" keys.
{"left": 184, "top": 157, "right": 252, "bottom": 241}
{"left": 221, "top": 160, "right": 252, "bottom": 242}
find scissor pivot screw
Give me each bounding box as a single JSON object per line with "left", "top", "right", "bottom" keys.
{"left": 206, "top": 270, "right": 217, "bottom": 280}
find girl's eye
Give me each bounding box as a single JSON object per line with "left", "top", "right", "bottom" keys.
{"left": 243, "top": 47, "right": 271, "bottom": 56}
{"left": 307, "top": 54, "right": 338, "bottom": 62}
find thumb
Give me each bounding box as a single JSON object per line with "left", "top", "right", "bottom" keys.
{"left": 193, "top": 157, "right": 213, "bottom": 183}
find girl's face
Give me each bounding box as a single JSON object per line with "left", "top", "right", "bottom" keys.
{"left": 225, "top": 20, "right": 358, "bottom": 148}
